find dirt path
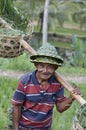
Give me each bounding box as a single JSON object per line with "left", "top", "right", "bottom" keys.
{"left": 0, "top": 69, "right": 86, "bottom": 84}
{"left": 0, "top": 69, "right": 23, "bottom": 79}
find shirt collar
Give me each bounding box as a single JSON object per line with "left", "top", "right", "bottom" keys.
{"left": 31, "top": 70, "right": 39, "bottom": 85}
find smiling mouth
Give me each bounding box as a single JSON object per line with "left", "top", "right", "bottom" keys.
{"left": 41, "top": 73, "right": 51, "bottom": 77}
{"left": 42, "top": 73, "right": 50, "bottom": 75}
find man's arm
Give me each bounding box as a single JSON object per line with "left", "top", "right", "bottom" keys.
{"left": 12, "top": 105, "right": 22, "bottom": 130}
{"left": 56, "top": 96, "right": 74, "bottom": 113}
{"left": 56, "top": 85, "right": 82, "bottom": 113}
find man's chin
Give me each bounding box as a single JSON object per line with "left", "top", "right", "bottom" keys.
{"left": 40, "top": 74, "right": 51, "bottom": 80}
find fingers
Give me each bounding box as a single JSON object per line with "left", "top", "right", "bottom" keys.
{"left": 71, "top": 86, "right": 83, "bottom": 97}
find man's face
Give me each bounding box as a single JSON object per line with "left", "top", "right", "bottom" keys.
{"left": 35, "top": 63, "right": 58, "bottom": 80}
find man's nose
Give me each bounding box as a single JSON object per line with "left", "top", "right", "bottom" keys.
{"left": 43, "top": 67, "right": 47, "bottom": 72}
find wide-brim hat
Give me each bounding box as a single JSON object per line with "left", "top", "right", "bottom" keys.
{"left": 30, "top": 43, "right": 63, "bottom": 66}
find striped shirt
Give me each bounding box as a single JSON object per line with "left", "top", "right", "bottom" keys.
{"left": 11, "top": 70, "right": 66, "bottom": 129}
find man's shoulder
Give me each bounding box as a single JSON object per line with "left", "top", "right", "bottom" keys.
{"left": 19, "top": 71, "right": 35, "bottom": 85}
{"left": 49, "top": 74, "right": 59, "bottom": 83}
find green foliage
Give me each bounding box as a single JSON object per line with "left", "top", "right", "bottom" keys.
{"left": 0, "top": 52, "right": 35, "bottom": 72}
{"left": 56, "top": 12, "right": 68, "bottom": 27}
{"left": 0, "top": 0, "right": 28, "bottom": 31}
{"left": 52, "top": 102, "right": 79, "bottom": 130}
{"left": 0, "top": 77, "right": 17, "bottom": 129}
{"left": 0, "top": 77, "right": 17, "bottom": 109}
{"left": 70, "top": 35, "right": 86, "bottom": 68}
{"left": 0, "top": 107, "right": 8, "bottom": 130}
{"left": 72, "top": 8, "right": 86, "bottom": 30}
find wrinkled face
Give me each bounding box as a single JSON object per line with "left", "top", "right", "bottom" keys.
{"left": 35, "top": 63, "right": 58, "bottom": 80}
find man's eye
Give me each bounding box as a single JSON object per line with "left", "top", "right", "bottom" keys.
{"left": 39, "top": 64, "right": 44, "bottom": 67}
{"left": 48, "top": 65, "right": 54, "bottom": 69}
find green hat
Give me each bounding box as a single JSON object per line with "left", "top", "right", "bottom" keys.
{"left": 30, "top": 43, "right": 63, "bottom": 66}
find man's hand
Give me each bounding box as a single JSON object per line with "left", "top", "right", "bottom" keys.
{"left": 70, "top": 86, "right": 82, "bottom": 100}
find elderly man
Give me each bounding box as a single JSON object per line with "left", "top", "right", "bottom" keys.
{"left": 11, "top": 43, "right": 81, "bottom": 130}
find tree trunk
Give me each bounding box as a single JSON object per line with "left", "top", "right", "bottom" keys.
{"left": 42, "top": 0, "right": 50, "bottom": 44}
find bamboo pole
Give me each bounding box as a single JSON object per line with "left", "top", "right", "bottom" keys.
{"left": 19, "top": 37, "right": 86, "bottom": 105}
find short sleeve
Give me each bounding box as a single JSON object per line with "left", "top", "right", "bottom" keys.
{"left": 11, "top": 81, "right": 26, "bottom": 105}
{"left": 56, "top": 87, "right": 66, "bottom": 103}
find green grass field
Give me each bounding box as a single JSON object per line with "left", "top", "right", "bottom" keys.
{"left": 0, "top": 77, "right": 17, "bottom": 129}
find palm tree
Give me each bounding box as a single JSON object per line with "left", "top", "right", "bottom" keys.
{"left": 70, "top": 0, "right": 86, "bottom": 30}
{"left": 72, "top": 8, "right": 86, "bottom": 30}
{"left": 42, "top": 0, "right": 50, "bottom": 44}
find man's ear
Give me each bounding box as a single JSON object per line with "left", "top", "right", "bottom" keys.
{"left": 55, "top": 65, "right": 58, "bottom": 70}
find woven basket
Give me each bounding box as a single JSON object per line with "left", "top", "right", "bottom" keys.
{"left": 0, "top": 35, "right": 24, "bottom": 58}
{"left": 71, "top": 116, "right": 83, "bottom": 130}
{"left": 0, "top": 18, "right": 33, "bottom": 58}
